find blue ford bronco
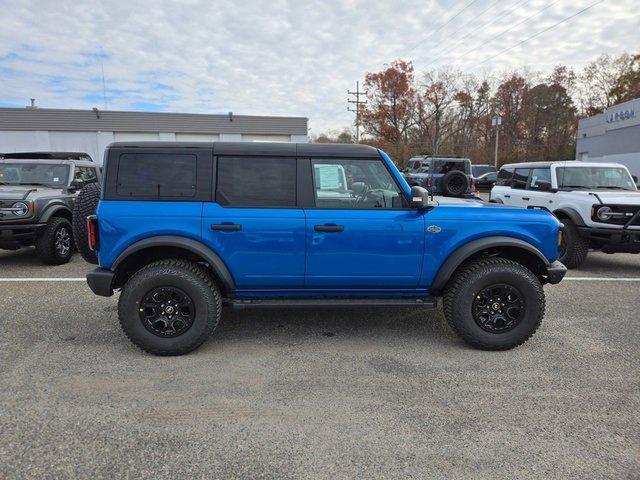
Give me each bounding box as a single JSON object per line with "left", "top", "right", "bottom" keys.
{"left": 84, "top": 142, "right": 566, "bottom": 355}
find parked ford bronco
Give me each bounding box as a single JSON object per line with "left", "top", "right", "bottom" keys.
{"left": 403, "top": 156, "right": 476, "bottom": 198}
{"left": 84, "top": 142, "right": 565, "bottom": 355}
{"left": 0, "top": 151, "right": 100, "bottom": 264}
{"left": 490, "top": 161, "right": 640, "bottom": 268}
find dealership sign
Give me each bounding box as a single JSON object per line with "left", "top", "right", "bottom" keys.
{"left": 606, "top": 108, "right": 636, "bottom": 124}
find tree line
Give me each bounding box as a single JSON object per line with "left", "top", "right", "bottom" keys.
{"left": 314, "top": 52, "right": 639, "bottom": 167}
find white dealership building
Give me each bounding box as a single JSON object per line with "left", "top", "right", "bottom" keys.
{"left": 0, "top": 107, "right": 309, "bottom": 164}
{"left": 576, "top": 97, "right": 640, "bottom": 178}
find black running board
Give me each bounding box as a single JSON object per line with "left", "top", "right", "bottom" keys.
{"left": 230, "top": 297, "right": 437, "bottom": 310}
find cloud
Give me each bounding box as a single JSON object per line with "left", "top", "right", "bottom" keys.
{"left": 0, "top": 0, "right": 638, "bottom": 133}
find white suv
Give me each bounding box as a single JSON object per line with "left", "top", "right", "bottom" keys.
{"left": 490, "top": 161, "right": 640, "bottom": 268}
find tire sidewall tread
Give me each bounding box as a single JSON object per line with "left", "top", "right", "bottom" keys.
{"left": 35, "top": 217, "right": 73, "bottom": 265}
{"left": 118, "top": 259, "right": 222, "bottom": 356}
{"left": 443, "top": 257, "right": 545, "bottom": 351}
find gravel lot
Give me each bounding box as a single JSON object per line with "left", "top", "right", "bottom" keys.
{"left": 0, "top": 248, "right": 638, "bottom": 479}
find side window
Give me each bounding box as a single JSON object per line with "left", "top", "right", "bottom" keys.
{"left": 512, "top": 168, "right": 530, "bottom": 189}
{"left": 311, "top": 158, "right": 404, "bottom": 209}
{"left": 75, "top": 167, "right": 98, "bottom": 184}
{"left": 496, "top": 167, "right": 514, "bottom": 186}
{"left": 117, "top": 153, "right": 196, "bottom": 198}
{"left": 528, "top": 168, "right": 552, "bottom": 190}
{"left": 216, "top": 156, "right": 296, "bottom": 207}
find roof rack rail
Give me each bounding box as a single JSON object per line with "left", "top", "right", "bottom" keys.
{"left": 0, "top": 151, "right": 93, "bottom": 162}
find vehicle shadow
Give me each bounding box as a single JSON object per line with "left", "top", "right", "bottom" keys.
{"left": 208, "top": 305, "right": 460, "bottom": 349}
{"left": 579, "top": 252, "right": 640, "bottom": 275}
{"left": 0, "top": 247, "right": 42, "bottom": 266}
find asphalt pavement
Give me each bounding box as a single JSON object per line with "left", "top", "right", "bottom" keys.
{"left": 0, "top": 248, "right": 638, "bottom": 479}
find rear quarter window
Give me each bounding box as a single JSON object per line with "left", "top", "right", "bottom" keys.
{"left": 116, "top": 153, "right": 197, "bottom": 198}
{"left": 496, "top": 167, "right": 514, "bottom": 186}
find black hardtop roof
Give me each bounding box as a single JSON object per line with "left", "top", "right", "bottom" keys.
{"left": 500, "top": 160, "right": 579, "bottom": 169}
{"left": 0, "top": 151, "right": 93, "bottom": 161}
{"left": 108, "top": 141, "right": 381, "bottom": 158}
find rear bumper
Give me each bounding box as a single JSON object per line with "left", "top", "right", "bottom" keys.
{"left": 86, "top": 268, "right": 115, "bottom": 297}
{"left": 578, "top": 226, "right": 640, "bottom": 253}
{"left": 546, "top": 260, "right": 567, "bottom": 285}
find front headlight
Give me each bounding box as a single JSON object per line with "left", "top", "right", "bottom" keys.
{"left": 596, "top": 206, "right": 613, "bottom": 221}
{"left": 11, "top": 201, "right": 30, "bottom": 216}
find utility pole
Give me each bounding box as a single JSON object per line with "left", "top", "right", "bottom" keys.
{"left": 492, "top": 115, "right": 502, "bottom": 168}
{"left": 347, "top": 81, "right": 367, "bottom": 143}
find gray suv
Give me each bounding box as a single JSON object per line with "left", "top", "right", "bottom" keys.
{"left": 404, "top": 156, "right": 474, "bottom": 197}
{"left": 0, "top": 152, "right": 101, "bottom": 264}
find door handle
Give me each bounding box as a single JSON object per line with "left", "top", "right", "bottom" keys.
{"left": 504, "top": 195, "right": 511, "bottom": 198}
{"left": 211, "top": 223, "right": 242, "bottom": 231}
{"left": 522, "top": 197, "right": 530, "bottom": 201}
{"left": 314, "top": 224, "right": 344, "bottom": 233}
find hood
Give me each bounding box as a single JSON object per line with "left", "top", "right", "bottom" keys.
{"left": 0, "top": 185, "right": 67, "bottom": 201}
{"left": 564, "top": 190, "right": 640, "bottom": 205}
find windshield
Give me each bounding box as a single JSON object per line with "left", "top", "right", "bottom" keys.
{"left": 0, "top": 163, "right": 70, "bottom": 187}
{"left": 556, "top": 166, "right": 637, "bottom": 191}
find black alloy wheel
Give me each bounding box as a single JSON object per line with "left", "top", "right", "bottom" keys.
{"left": 139, "top": 286, "right": 195, "bottom": 338}
{"left": 472, "top": 284, "right": 524, "bottom": 333}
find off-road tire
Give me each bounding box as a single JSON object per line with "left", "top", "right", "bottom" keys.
{"left": 443, "top": 257, "right": 545, "bottom": 350}
{"left": 72, "top": 182, "right": 101, "bottom": 264}
{"left": 441, "top": 170, "right": 468, "bottom": 197}
{"left": 35, "top": 217, "right": 74, "bottom": 265}
{"left": 558, "top": 220, "right": 589, "bottom": 269}
{"left": 118, "top": 259, "right": 222, "bottom": 356}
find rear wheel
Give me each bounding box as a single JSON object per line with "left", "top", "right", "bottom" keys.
{"left": 118, "top": 259, "right": 222, "bottom": 356}
{"left": 441, "top": 170, "right": 468, "bottom": 197}
{"left": 443, "top": 257, "right": 545, "bottom": 350}
{"left": 558, "top": 219, "right": 589, "bottom": 269}
{"left": 35, "top": 217, "right": 74, "bottom": 265}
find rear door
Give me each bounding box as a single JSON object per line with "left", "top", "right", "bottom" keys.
{"left": 303, "top": 157, "right": 424, "bottom": 289}
{"left": 202, "top": 155, "right": 306, "bottom": 289}
{"left": 526, "top": 167, "right": 553, "bottom": 207}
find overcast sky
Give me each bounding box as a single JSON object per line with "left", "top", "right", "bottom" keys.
{"left": 0, "top": 0, "right": 638, "bottom": 134}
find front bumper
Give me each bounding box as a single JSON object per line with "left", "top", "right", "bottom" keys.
{"left": 546, "top": 260, "right": 567, "bottom": 285}
{"left": 578, "top": 226, "right": 640, "bottom": 253}
{"left": 87, "top": 268, "right": 115, "bottom": 297}
{"left": 0, "top": 223, "right": 46, "bottom": 248}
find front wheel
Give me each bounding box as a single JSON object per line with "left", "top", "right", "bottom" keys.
{"left": 558, "top": 220, "right": 589, "bottom": 269}
{"left": 118, "top": 259, "right": 222, "bottom": 356}
{"left": 35, "top": 217, "right": 74, "bottom": 265}
{"left": 443, "top": 257, "right": 545, "bottom": 350}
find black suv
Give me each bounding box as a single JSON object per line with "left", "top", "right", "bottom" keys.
{"left": 0, "top": 152, "right": 101, "bottom": 264}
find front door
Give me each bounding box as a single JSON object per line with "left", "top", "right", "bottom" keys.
{"left": 304, "top": 158, "right": 425, "bottom": 289}
{"left": 202, "top": 155, "right": 305, "bottom": 290}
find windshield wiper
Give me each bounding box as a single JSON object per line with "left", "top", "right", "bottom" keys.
{"left": 15, "top": 182, "right": 51, "bottom": 187}
{"left": 597, "top": 186, "right": 629, "bottom": 190}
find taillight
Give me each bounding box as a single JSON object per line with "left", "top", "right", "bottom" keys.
{"left": 470, "top": 177, "right": 475, "bottom": 188}
{"left": 427, "top": 177, "right": 433, "bottom": 188}
{"left": 87, "top": 215, "right": 99, "bottom": 251}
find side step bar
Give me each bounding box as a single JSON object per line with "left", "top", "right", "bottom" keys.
{"left": 230, "top": 297, "right": 437, "bottom": 310}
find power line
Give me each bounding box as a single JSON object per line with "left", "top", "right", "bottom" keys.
{"left": 470, "top": 0, "right": 604, "bottom": 70}
{"left": 455, "top": 0, "right": 562, "bottom": 65}
{"left": 406, "top": 0, "right": 482, "bottom": 54}
{"left": 420, "top": 0, "right": 530, "bottom": 69}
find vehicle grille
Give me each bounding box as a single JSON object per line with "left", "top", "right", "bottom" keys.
{"left": 592, "top": 204, "right": 640, "bottom": 226}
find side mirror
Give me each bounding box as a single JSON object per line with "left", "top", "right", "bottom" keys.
{"left": 410, "top": 186, "right": 430, "bottom": 209}
{"left": 351, "top": 182, "right": 366, "bottom": 195}
{"left": 69, "top": 179, "right": 85, "bottom": 191}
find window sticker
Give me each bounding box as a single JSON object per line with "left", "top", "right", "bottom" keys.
{"left": 315, "top": 165, "right": 344, "bottom": 190}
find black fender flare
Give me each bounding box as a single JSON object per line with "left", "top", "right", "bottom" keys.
{"left": 40, "top": 204, "right": 72, "bottom": 223}
{"left": 552, "top": 207, "right": 586, "bottom": 227}
{"left": 431, "top": 236, "right": 550, "bottom": 293}
{"left": 112, "top": 235, "right": 236, "bottom": 293}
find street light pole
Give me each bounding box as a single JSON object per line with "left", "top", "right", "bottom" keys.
{"left": 492, "top": 115, "right": 502, "bottom": 168}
